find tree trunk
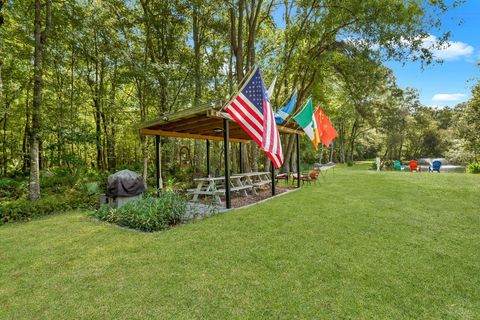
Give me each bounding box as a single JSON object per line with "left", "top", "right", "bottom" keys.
{"left": 192, "top": 4, "right": 203, "bottom": 174}
{"left": 318, "top": 143, "right": 324, "bottom": 164}
{"left": 281, "top": 135, "right": 295, "bottom": 173}
{"left": 339, "top": 122, "right": 346, "bottom": 163}
{"left": 250, "top": 142, "right": 258, "bottom": 172}
{"left": 192, "top": 3, "right": 201, "bottom": 105}
{"left": 241, "top": 143, "right": 250, "bottom": 173}
{"left": 30, "top": 0, "right": 51, "bottom": 200}
{"left": 231, "top": 143, "right": 237, "bottom": 174}
{"left": 264, "top": 156, "right": 271, "bottom": 172}
{"left": 2, "top": 98, "right": 8, "bottom": 176}
{"left": 105, "top": 61, "right": 117, "bottom": 170}
{"left": 94, "top": 97, "right": 102, "bottom": 169}
{"left": 92, "top": 35, "right": 103, "bottom": 170}
{"left": 0, "top": 21, "right": 4, "bottom": 174}
{"left": 347, "top": 120, "right": 358, "bottom": 162}
{"left": 22, "top": 85, "right": 31, "bottom": 172}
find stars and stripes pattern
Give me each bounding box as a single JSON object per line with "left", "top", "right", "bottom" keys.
{"left": 225, "top": 67, "right": 284, "bottom": 169}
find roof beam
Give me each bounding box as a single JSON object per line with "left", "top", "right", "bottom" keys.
{"left": 139, "top": 128, "right": 250, "bottom": 143}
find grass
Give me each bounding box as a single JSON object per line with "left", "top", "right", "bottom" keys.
{"left": 1, "top": 165, "right": 479, "bottom": 319}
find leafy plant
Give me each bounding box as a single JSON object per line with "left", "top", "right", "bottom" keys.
{"left": 40, "top": 167, "right": 80, "bottom": 192}
{"left": 0, "top": 178, "right": 19, "bottom": 199}
{"left": 383, "top": 160, "right": 393, "bottom": 170}
{"left": 467, "top": 162, "right": 480, "bottom": 174}
{"left": 83, "top": 182, "right": 100, "bottom": 195}
{"left": 90, "top": 192, "right": 187, "bottom": 232}
{"left": 0, "top": 191, "right": 97, "bottom": 225}
{"left": 0, "top": 178, "right": 29, "bottom": 200}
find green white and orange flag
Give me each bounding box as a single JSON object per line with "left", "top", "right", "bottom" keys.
{"left": 293, "top": 98, "right": 317, "bottom": 148}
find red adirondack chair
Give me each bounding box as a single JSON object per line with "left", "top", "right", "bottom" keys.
{"left": 409, "top": 160, "right": 419, "bottom": 172}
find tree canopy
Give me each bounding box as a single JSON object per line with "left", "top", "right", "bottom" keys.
{"left": 0, "top": 0, "right": 477, "bottom": 199}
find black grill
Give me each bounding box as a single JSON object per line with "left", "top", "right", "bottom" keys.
{"left": 106, "top": 170, "right": 145, "bottom": 197}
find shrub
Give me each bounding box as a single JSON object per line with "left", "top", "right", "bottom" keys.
{"left": 83, "top": 182, "right": 101, "bottom": 195}
{"left": 0, "top": 178, "right": 19, "bottom": 199}
{"left": 41, "top": 167, "right": 79, "bottom": 191}
{"left": 383, "top": 160, "right": 393, "bottom": 170}
{"left": 90, "top": 192, "right": 187, "bottom": 232}
{"left": 467, "top": 162, "right": 480, "bottom": 174}
{"left": 0, "top": 192, "right": 97, "bottom": 225}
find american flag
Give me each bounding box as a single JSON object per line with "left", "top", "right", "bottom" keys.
{"left": 225, "top": 67, "right": 284, "bottom": 169}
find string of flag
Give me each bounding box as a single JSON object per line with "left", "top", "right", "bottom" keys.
{"left": 223, "top": 66, "right": 337, "bottom": 169}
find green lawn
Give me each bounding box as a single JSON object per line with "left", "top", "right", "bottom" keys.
{"left": 1, "top": 167, "right": 479, "bottom": 319}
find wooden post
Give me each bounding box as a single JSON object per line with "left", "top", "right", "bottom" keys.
{"left": 206, "top": 139, "right": 210, "bottom": 176}
{"left": 223, "top": 119, "right": 231, "bottom": 209}
{"left": 271, "top": 160, "right": 276, "bottom": 196}
{"left": 296, "top": 134, "right": 300, "bottom": 188}
{"left": 155, "top": 135, "right": 162, "bottom": 196}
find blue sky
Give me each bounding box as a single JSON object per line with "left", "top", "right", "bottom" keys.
{"left": 271, "top": 1, "right": 479, "bottom": 108}
{"left": 385, "top": 1, "right": 480, "bottom": 108}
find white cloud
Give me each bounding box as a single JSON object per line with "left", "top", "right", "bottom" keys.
{"left": 341, "top": 34, "right": 476, "bottom": 61}
{"left": 422, "top": 35, "right": 474, "bottom": 61}
{"left": 432, "top": 93, "right": 467, "bottom": 102}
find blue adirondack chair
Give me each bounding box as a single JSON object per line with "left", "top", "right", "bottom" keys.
{"left": 429, "top": 160, "right": 441, "bottom": 173}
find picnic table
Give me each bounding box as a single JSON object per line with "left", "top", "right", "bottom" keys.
{"left": 188, "top": 172, "right": 272, "bottom": 204}
{"left": 231, "top": 172, "right": 271, "bottom": 195}
{"left": 189, "top": 175, "right": 251, "bottom": 205}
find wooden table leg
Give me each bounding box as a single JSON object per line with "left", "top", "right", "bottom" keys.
{"left": 246, "top": 176, "right": 257, "bottom": 195}
{"left": 238, "top": 178, "right": 249, "bottom": 197}
{"left": 192, "top": 181, "right": 204, "bottom": 202}
{"left": 210, "top": 180, "right": 222, "bottom": 205}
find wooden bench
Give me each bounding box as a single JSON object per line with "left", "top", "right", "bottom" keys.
{"left": 217, "top": 185, "right": 252, "bottom": 193}
{"left": 252, "top": 181, "right": 270, "bottom": 187}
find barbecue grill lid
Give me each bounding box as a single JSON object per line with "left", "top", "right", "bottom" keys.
{"left": 106, "top": 169, "right": 145, "bottom": 197}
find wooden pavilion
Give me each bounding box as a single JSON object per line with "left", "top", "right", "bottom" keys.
{"left": 138, "top": 101, "right": 304, "bottom": 209}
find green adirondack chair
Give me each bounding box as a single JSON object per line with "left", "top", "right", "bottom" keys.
{"left": 393, "top": 160, "right": 404, "bottom": 171}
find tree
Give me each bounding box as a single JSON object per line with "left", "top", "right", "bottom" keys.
{"left": 0, "top": 0, "right": 463, "bottom": 186}
{"left": 454, "top": 83, "right": 480, "bottom": 162}
{"left": 30, "top": 0, "right": 51, "bottom": 200}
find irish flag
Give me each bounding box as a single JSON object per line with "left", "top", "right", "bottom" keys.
{"left": 293, "top": 98, "right": 317, "bottom": 147}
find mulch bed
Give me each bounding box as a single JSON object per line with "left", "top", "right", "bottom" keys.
{"left": 195, "top": 186, "right": 292, "bottom": 208}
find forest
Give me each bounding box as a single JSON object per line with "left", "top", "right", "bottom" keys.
{"left": 0, "top": 0, "right": 479, "bottom": 202}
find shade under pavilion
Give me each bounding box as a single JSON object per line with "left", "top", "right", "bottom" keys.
{"left": 137, "top": 101, "right": 304, "bottom": 209}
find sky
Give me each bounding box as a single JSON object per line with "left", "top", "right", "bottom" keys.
{"left": 385, "top": 1, "right": 480, "bottom": 108}
{"left": 270, "top": 1, "right": 480, "bottom": 108}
